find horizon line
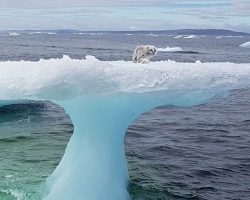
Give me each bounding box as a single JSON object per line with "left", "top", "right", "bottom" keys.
{"left": 0, "top": 28, "right": 249, "bottom": 33}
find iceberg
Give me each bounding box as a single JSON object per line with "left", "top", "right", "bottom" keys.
{"left": 240, "top": 41, "right": 250, "bottom": 48}
{"left": 157, "top": 47, "right": 183, "bottom": 52}
{"left": 0, "top": 55, "right": 250, "bottom": 200}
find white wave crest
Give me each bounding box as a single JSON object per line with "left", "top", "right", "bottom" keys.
{"left": 28, "top": 32, "right": 42, "bottom": 35}
{"left": 157, "top": 47, "right": 183, "bottom": 52}
{"left": 174, "top": 35, "right": 200, "bottom": 39}
{"left": 174, "top": 35, "right": 183, "bottom": 38}
{"left": 0, "top": 189, "right": 25, "bottom": 200}
{"left": 239, "top": 41, "right": 250, "bottom": 48}
{"left": 9, "top": 32, "right": 20, "bottom": 36}
{"left": 47, "top": 32, "right": 57, "bottom": 35}
{"left": 184, "top": 35, "right": 200, "bottom": 39}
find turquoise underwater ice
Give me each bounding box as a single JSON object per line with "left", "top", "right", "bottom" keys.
{"left": 44, "top": 90, "right": 219, "bottom": 200}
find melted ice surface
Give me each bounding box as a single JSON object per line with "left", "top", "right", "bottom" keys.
{"left": 1, "top": 55, "right": 250, "bottom": 101}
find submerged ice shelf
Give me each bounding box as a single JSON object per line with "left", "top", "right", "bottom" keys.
{"left": 0, "top": 56, "right": 250, "bottom": 200}
{"left": 44, "top": 90, "right": 219, "bottom": 200}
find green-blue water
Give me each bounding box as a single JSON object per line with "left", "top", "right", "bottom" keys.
{"left": 0, "top": 102, "right": 73, "bottom": 200}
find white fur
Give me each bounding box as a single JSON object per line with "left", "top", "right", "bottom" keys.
{"left": 132, "top": 45, "right": 157, "bottom": 63}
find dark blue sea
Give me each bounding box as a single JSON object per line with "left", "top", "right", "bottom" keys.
{"left": 0, "top": 31, "right": 249, "bottom": 200}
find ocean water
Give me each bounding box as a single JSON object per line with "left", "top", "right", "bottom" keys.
{"left": 126, "top": 89, "right": 250, "bottom": 200}
{"left": 0, "top": 32, "right": 250, "bottom": 200}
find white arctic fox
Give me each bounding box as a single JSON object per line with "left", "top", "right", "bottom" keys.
{"left": 132, "top": 45, "right": 157, "bottom": 63}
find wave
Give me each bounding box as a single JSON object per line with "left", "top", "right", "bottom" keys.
{"left": 239, "top": 41, "right": 250, "bottom": 48}
{"left": 174, "top": 35, "right": 183, "bottom": 39}
{"left": 0, "top": 189, "right": 26, "bottom": 200}
{"left": 157, "top": 47, "right": 183, "bottom": 52}
{"left": 75, "top": 32, "right": 105, "bottom": 36}
{"left": 28, "top": 32, "right": 42, "bottom": 34}
{"left": 216, "top": 36, "right": 244, "bottom": 39}
{"left": 184, "top": 35, "right": 200, "bottom": 39}
{"left": 1, "top": 56, "right": 250, "bottom": 200}
{"left": 27, "top": 32, "right": 57, "bottom": 35}
{"left": 47, "top": 32, "right": 57, "bottom": 35}
{"left": 174, "top": 35, "right": 200, "bottom": 39}
{"left": 9, "top": 32, "right": 20, "bottom": 36}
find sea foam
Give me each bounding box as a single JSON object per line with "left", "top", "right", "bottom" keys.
{"left": 1, "top": 56, "right": 250, "bottom": 200}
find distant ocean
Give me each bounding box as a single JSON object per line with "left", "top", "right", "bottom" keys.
{"left": 0, "top": 30, "right": 250, "bottom": 200}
